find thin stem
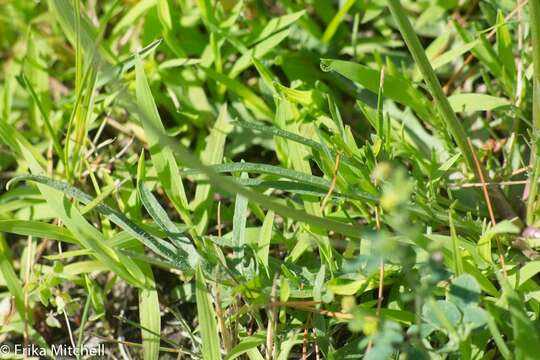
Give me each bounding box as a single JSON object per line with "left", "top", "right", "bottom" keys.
{"left": 527, "top": 0, "right": 540, "bottom": 224}
{"left": 23, "top": 236, "right": 32, "bottom": 352}
{"left": 468, "top": 139, "right": 507, "bottom": 277}
{"left": 76, "top": 296, "right": 92, "bottom": 360}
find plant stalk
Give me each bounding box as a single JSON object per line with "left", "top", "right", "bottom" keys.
{"left": 527, "top": 0, "right": 540, "bottom": 224}
{"left": 387, "top": 0, "right": 517, "bottom": 221}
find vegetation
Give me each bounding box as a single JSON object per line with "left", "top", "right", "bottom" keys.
{"left": 1, "top": 0, "right": 540, "bottom": 358}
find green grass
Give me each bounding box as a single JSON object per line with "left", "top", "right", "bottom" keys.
{"left": 1, "top": 0, "right": 540, "bottom": 359}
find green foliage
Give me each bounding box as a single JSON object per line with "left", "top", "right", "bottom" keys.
{"left": 1, "top": 0, "right": 540, "bottom": 359}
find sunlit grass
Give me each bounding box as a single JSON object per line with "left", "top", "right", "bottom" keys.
{"left": 0, "top": 0, "right": 539, "bottom": 358}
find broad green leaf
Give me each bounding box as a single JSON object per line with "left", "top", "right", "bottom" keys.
{"left": 276, "top": 331, "right": 302, "bottom": 360}
{"left": 448, "top": 93, "right": 510, "bottom": 112}
{"left": 321, "top": 59, "right": 432, "bottom": 122}
{"left": 449, "top": 274, "right": 481, "bottom": 309}
{"left": 510, "top": 260, "right": 540, "bottom": 288}
{"left": 185, "top": 162, "right": 325, "bottom": 191}
{"left": 232, "top": 172, "right": 249, "bottom": 250}
{"left": 275, "top": 83, "right": 317, "bottom": 106}
{"left": 432, "top": 153, "right": 461, "bottom": 181}
{"left": 422, "top": 299, "right": 460, "bottom": 331}
{"left": 462, "top": 305, "right": 488, "bottom": 329}
{"left": 159, "top": 58, "right": 202, "bottom": 69}
{"left": 327, "top": 277, "right": 375, "bottom": 295}
{"left": 449, "top": 208, "right": 464, "bottom": 276}
{"left": 0, "top": 220, "right": 77, "bottom": 244}
{"left": 224, "top": 333, "right": 266, "bottom": 360}
{"left": 377, "top": 309, "right": 415, "bottom": 325}
{"left": 252, "top": 58, "right": 278, "bottom": 93}
{"left": 486, "top": 310, "right": 512, "bottom": 359}
{"left": 501, "top": 278, "right": 540, "bottom": 359}
{"left": 20, "top": 72, "right": 63, "bottom": 163}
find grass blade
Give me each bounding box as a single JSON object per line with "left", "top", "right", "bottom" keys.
{"left": 0, "top": 220, "right": 77, "bottom": 244}
{"left": 195, "top": 265, "right": 221, "bottom": 360}
{"left": 181, "top": 162, "right": 377, "bottom": 202}
{"left": 191, "top": 105, "right": 232, "bottom": 235}
{"left": 138, "top": 263, "right": 161, "bottom": 360}
{"left": 527, "top": 0, "right": 540, "bottom": 224}
{"left": 0, "top": 235, "right": 28, "bottom": 321}
{"left": 229, "top": 29, "right": 290, "bottom": 78}
{"left": 320, "top": 59, "right": 432, "bottom": 122}
{"left": 232, "top": 172, "right": 249, "bottom": 274}
{"left": 20, "top": 73, "right": 64, "bottom": 163}
{"left": 135, "top": 56, "right": 191, "bottom": 225}
{"left": 386, "top": 0, "right": 475, "bottom": 166}
{"left": 201, "top": 67, "right": 273, "bottom": 119}
{"left": 125, "top": 91, "right": 364, "bottom": 238}
{"left": 257, "top": 210, "right": 274, "bottom": 276}
{"left": 252, "top": 10, "right": 305, "bottom": 44}
{"left": 386, "top": 0, "right": 516, "bottom": 220}
{"left": 448, "top": 93, "right": 510, "bottom": 112}
{"left": 16, "top": 147, "right": 142, "bottom": 287}
{"left": 137, "top": 153, "right": 201, "bottom": 268}
{"left": 321, "top": 0, "right": 356, "bottom": 43}
{"left": 9, "top": 174, "right": 192, "bottom": 271}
